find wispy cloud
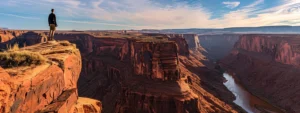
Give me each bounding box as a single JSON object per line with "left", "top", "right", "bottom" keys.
{"left": 0, "top": 12, "right": 40, "bottom": 20}
{"left": 223, "top": 1, "right": 240, "bottom": 9}
{"left": 245, "top": 0, "right": 264, "bottom": 8}
{"left": 61, "top": 20, "right": 151, "bottom": 28}
{"left": 2, "top": 0, "right": 300, "bottom": 29}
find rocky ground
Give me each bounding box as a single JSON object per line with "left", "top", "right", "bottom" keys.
{"left": 0, "top": 40, "right": 101, "bottom": 113}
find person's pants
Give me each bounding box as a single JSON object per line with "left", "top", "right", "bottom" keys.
{"left": 49, "top": 24, "right": 56, "bottom": 41}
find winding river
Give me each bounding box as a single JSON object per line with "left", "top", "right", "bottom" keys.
{"left": 223, "top": 73, "right": 284, "bottom": 113}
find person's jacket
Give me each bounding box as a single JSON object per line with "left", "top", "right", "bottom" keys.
{"left": 48, "top": 13, "right": 57, "bottom": 26}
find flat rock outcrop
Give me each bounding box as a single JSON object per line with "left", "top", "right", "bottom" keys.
{"left": 0, "top": 41, "right": 101, "bottom": 113}
{"left": 221, "top": 34, "right": 300, "bottom": 113}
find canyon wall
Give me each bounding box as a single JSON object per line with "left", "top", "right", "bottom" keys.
{"left": 0, "top": 41, "right": 101, "bottom": 113}
{"left": 168, "top": 34, "right": 189, "bottom": 56}
{"left": 0, "top": 30, "right": 26, "bottom": 43}
{"left": 52, "top": 32, "right": 244, "bottom": 113}
{"left": 198, "top": 34, "right": 239, "bottom": 62}
{"left": 0, "top": 30, "right": 27, "bottom": 49}
{"left": 169, "top": 34, "right": 240, "bottom": 62}
{"left": 221, "top": 34, "right": 300, "bottom": 113}
{"left": 183, "top": 34, "right": 200, "bottom": 49}
{"left": 66, "top": 35, "right": 201, "bottom": 113}
{"left": 0, "top": 31, "right": 245, "bottom": 113}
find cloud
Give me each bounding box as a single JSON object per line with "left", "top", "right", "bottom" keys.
{"left": 223, "top": 1, "right": 241, "bottom": 9}
{"left": 3, "top": 0, "right": 300, "bottom": 29}
{"left": 245, "top": 0, "right": 264, "bottom": 8}
{"left": 79, "top": 0, "right": 213, "bottom": 29}
{"left": 0, "top": 12, "right": 40, "bottom": 20}
{"left": 61, "top": 20, "right": 151, "bottom": 28}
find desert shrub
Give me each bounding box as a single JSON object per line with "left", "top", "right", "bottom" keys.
{"left": 59, "top": 41, "right": 72, "bottom": 46}
{"left": 0, "top": 51, "right": 47, "bottom": 68}
{"left": 6, "top": 43, "right": 20, "bottom": 51}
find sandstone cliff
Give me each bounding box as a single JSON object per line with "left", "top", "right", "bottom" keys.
{"left": 0, "top": 30, "right": 26, "bottom": 43}
{"left": 73, "top": 36, "right": 201, "bottom": 113}
{"left": 168, "top": 34, "right": 189, "bottom": 56}
{"left": 0, "top": 41, "right": 101, "bottom": 113}
{"left": 54, "top": 32, "right": 244, "bottom": 113}
{"left": 221, "top": 34, "right": 300, "bottom": 113}
{"left": 0, "top": 31, "right": 246, "bottom": 113}
{"left": 0, "top": 30, "right": 27, "bottom": 49}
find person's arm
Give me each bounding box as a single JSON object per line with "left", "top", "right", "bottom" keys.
{"left": 48, "top": 14, "right": 51, "bottom": 26}
{"left": 54, "top": 14, "right": 58, "bottom": 27}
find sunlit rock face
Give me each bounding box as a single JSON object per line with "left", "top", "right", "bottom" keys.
{"left": 52, "top": 32, "right": 244, "bottom": 113}
{"left": 0, "top": 30, "right": 26, "bottom": 49}
{"left": 221, "top": 34, "right": 300, "bottom": 113}
{"left": 73, "top": 37, "right": 200, "bottom": 113}
{"left": 0, "top": 41, "right": 102, "bottom": 113}
{"left": 235, "top": 34, "right": 300, "bottom": 66}
{"left": 0, "top": 31, "right": 245, "bottom": 113}
{"left": 0, "top": 30, "right": 26, "bottom": 43}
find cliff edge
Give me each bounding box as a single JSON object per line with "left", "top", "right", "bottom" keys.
{"left": 0, "top": 41, "right": 102, "bottom": 113}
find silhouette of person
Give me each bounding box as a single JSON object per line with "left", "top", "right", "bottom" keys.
{"left": 48, "top": 9, "right": 57, "bottom": 41}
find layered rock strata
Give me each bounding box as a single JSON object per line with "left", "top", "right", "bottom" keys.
{"left": 0, "top": 30, "right": 26, "bottom": 49}
{"left": 221, "top": 34, "right": 300, "bottom": 113}
{"left": 0, "top": 31, "right": 245, "bottom": 113}
{"left": 0, "top": 41, "right": 101, "bottom": 113}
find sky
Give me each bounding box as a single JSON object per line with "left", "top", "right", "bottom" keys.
{"left": 1, "top": 0, "right": 300, "bottom": 30}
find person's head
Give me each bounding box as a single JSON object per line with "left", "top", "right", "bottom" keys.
{"left": 51, "top": 9, "right": 54, "bottom": 13}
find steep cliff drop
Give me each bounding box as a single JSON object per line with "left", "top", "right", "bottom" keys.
{"left": 0, "top": 41, "right": 102, "bottom": 113}
{"left": 52, "top": 32, "right": 244, "bottom": 113}
{"left": 221, "top": 34, "right": 300, "bottom": 113}
{"left": 198, "top": 34, "right": 239, "bottom": 62}
{"left": 1, "top": 30, "right": 246, "bottom": 113}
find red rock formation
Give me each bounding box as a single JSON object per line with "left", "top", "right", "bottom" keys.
{"left": 221, "top": 34, "right": 300, "bottom": 113}
{"left": 70, "top": 97, "right": 102, "bottom": 113}
{"left": 0, "top": 30, "right": 26, "bottom": 43}
{"left": 0, "top": 41, "right": 101, "bottom": 113}
{"left": 53, "top": 33, "right": 94, "bottom": 54}
{"left": 168, "top": 34, "right": 190, "bottom": 56}
{"left": 74, "top": 36, "right": 200, "bottom": 112}
{"left": 52, "top": 32, "right": 245, "bottom": 113}
{"left": 178, "top": 51, "right": 245, "bottom": 113}
{"left": 234, "top": 34, "right": 300, "bottom": 66}
{"left": 1, "top": 31, "right": 244, "bottom": 113}
{"left": 51, "top": 32, "right": 246, "bottom": 113}
{"left": 0, "top": 30, "right": 26, "bottom": 49}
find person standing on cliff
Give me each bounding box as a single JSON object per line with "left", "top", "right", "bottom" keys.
{"left": 48, "top": 9, "right": 57, "bottom": 41}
